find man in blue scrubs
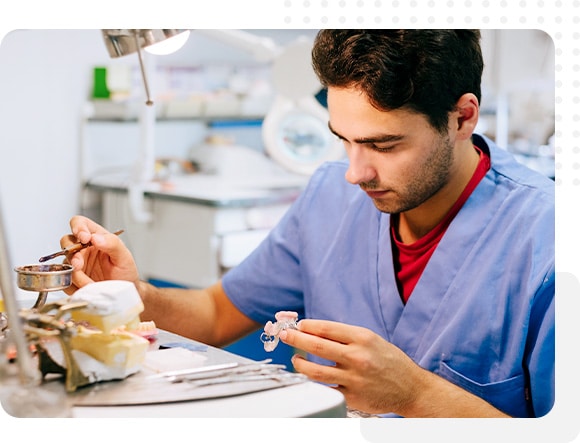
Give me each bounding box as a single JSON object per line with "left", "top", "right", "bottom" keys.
{"left": 64, "top": 30, "right": 554, "bottom": 418}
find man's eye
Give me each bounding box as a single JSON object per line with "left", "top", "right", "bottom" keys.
{"left": 371, "top": 144, "right": 396, "bottom": 153}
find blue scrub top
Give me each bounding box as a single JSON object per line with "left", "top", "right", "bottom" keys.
{"left": 222, "top": 134, "right": 555, "bottom": 418}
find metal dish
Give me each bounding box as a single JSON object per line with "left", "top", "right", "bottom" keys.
{"left": 14, "top": 264, "right": 73, "bottom": 292}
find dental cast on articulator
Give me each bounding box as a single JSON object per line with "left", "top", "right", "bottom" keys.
{"left": 260, "top": 311, "right": 299, "bottom": 352}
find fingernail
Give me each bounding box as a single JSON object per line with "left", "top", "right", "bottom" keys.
{"left": 76, "top": 231, "right": 92, "bottom": 244}
{"left": 279, "top": 330, "right": 288, "bottom": 341}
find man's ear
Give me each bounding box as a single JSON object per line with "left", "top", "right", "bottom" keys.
{"left": 454, "top": 93, "right": 479, "bottom": 140}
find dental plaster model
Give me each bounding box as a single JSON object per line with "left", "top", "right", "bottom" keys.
{"left": 260, "top": 311, "right": 299, "bottom": 352}
{"left": 69, "top": 280, "right": 145, "bottom": 334}
{"left": 40, "top": 280, "right": 150, "bottom": 389}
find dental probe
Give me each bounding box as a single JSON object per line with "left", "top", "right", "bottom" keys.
{"left": 38, "top": 229, "right": 124, "bottom": 262}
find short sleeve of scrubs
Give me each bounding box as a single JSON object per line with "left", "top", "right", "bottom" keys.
{"left": 221, "top": 165, "right": 321, "bottom": 324}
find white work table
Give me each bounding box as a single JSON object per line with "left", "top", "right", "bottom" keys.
{"left": 70, "top": 330, "right": 346, "bottom": 418}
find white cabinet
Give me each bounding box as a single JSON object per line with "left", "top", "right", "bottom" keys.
{"left": 98, "top": 187, "right": 296, "bottom": 288}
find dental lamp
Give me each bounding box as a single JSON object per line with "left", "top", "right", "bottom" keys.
{"left": 102, "top": 29, "right": 191, "bottom": 106}
{"left": 101, "top": 30, "right": 191, "bottom": 222}
{"left": 196, "top": 30, "right": 344, "bottom": 176}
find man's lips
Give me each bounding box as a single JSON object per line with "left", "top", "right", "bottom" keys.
{"left": 363, "top": 189, "right": 389, "bottom": 199}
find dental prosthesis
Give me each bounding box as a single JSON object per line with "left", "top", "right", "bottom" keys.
{"left": 260, "top": 311, "right": 299, "bottom": 352}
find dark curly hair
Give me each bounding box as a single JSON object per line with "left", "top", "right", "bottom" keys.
{"left": 311, "top": 30, "right": 484, "bottom": 134}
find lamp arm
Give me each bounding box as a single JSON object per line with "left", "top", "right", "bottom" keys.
{"left": 133, "top": 30, "right": 154, "bottom": 106}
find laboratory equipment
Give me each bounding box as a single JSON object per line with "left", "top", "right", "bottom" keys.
{"left": 0, "top": 197, "right": 70, "bottom": 417}
{"left": 196, "top": 31, "right": 345, "bottom": 176}
{"left": 14, "top": 263, "right": 73, "bottom": 310}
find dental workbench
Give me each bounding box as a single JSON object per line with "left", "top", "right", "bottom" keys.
{"left": 3, "top": 279, "right": 345, "bottom": 419}
{"left": 70, "top": 330, "right": 347, "bottom": 418}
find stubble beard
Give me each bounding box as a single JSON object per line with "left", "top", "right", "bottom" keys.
{"left": 363, "top": 133, "right": 454, "bottom": 214}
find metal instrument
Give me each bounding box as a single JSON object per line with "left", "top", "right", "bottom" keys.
{"left": 14, "top": 263, "right": 73, "bottom": 310}
{"left": 38, "top": 229, "right": 124, "bottom": 262}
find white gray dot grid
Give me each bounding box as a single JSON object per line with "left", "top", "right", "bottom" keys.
{"left": 278, "top": 1, "right": 577, "bottom": 442}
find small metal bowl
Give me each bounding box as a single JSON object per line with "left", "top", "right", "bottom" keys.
{"left": 14, "top": 264, "right": 73, "bottom": 292}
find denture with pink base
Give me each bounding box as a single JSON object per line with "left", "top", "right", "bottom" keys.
{"left": 260, "top": 311, "right": 299, "bottom": 352}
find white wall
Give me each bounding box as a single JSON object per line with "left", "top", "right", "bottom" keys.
{"left": 0, "top": 30, "right": 107, "bottom": 268}
{"left": 0, "top": 29, "right": 554, "bottom": 278}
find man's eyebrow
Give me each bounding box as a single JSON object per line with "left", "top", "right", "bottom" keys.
{"left": 328, "top": 122, "right": 405, "bottom": 144}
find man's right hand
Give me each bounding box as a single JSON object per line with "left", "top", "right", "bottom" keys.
{"left": 61, "top": 215, "right": 140, "bottom": 294}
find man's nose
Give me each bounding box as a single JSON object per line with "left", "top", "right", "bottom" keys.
{"left": 344, "top": 145, "right": 376, "bottom": 185}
